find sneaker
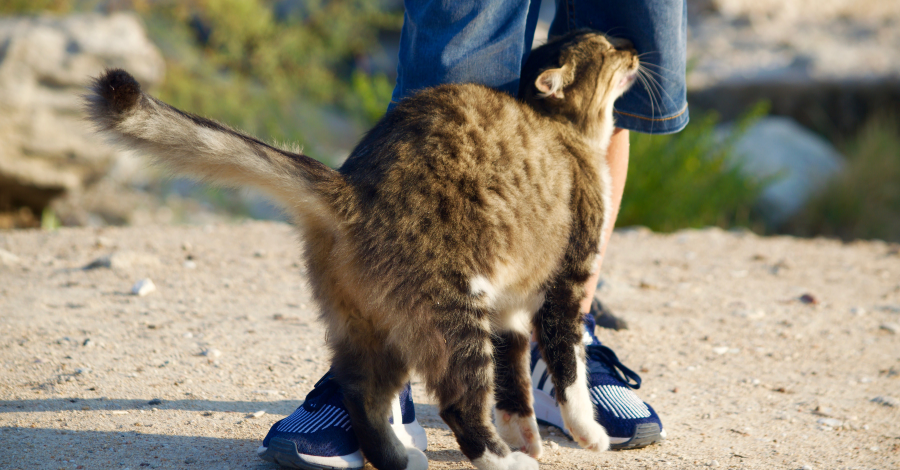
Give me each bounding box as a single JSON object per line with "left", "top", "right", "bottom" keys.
{"left": 530, "top": 312, "right": 666, "bottom": 449}
{"left": 257, "top": 373, "right": 427, "bottom": 469}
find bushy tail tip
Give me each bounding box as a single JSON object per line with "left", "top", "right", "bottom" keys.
{"left": 92, "top": 68, "right": 142, "bottom": 114}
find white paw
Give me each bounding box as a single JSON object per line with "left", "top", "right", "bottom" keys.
{"left": 405, "top": 446, "right": 428, "bottom": 470}
{"left": 495, "top": 409, "right": 543, "bottom": 458}
{"left": 507, "top": 451, "right": 539, "bottom": 470}
{"left": 565, "top": 418, "right": 609, "bottom": 452}
{"left": 472, "top": 451, "right": 538, "bottom": 470}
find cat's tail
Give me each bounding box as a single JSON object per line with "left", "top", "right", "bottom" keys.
{"left": 85, "top": 69, "right": 345, "bottom": 225}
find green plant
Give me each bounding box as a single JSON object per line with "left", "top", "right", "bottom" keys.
{"left": 41, "top": 208, "right": 61, "bottom": 231}
{"left": 617, "top": 106, "right": 767, "bottom": 232}
{"left": 0, "top": 0, "right": 73, "bottom": 14}
{"left": 787, "top": 114, "right": 900, "bottom": 242}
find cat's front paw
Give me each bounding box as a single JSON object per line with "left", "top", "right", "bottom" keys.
{"left": 495, "top": 409, "right": 543, "bottom": 458}
{"left": 565, "top": 418, "right": 610, "bottom": 452}
{"left": 472, "top": 451, "right": 538, "bottom": 470}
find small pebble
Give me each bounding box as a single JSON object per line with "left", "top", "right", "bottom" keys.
{"left": 183, "top": 260, "right": 197, "bottom": 269}
{"left": 801, "top": 465, "right": 813, "bottom": 470}
{"left": 148, "top": 399, "right": 162, "bottom": 405}
{"left": 712, "top": 346, "right": 729, "bottom": 355}
{"left": 879, "top": 323, "right": 899, "bottom": 335}
{"left": 82, "top": 339, "right": 93, "bottom": 347}
{"left": 202, "top": 348, "right": 222, "bottom": 358}
{"left": 131, "top": 278, "right": 156, "bottom": 297}
{"left": 817, "top": 418, "right": 842, "bottom": 427}
{"left": 0, "top": 248, "right": 20, "bottom": 265}
{"left": 850, "top": 307, "right": 866, "bottom": 316}
{"left": 248, "top": 410, "right": 266, "bottom": 418}
{"left": 799, "top": 293, "right": 818, "bottom": 305}
{"left": 709, "top": 460, "right": 719, "bottom": 467}
{"left": 547, "top": 441, "right": 559, "bottom": 451}
{"left": 871, "top": 396, "right": 898, "bottom": 407}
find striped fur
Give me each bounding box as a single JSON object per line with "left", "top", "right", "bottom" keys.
{"left": 85, "top": 30, "right": 639, "bottom": 470}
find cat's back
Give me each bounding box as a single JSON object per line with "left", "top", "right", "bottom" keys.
{"left": 343, "top": 83, "right": 571, "bottom": 203}
{"left": 338, "top": 84, "right": 575, "bottom": 300}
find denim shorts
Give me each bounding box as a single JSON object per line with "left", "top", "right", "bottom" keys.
{"left": 389, "top": 0, "right": 689, "bottom": 135}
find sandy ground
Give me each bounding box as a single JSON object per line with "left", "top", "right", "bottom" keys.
{"left": 1, "top": 221, "right": 898, "bottom": 470}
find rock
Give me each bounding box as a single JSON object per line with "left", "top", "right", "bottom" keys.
{"left": 148, "top": 399, "right": 162, "bottom": 406}
{"left": 718, "top": 117, "right": 846, "bottom": 227}
{"left": 247, "top": 410, "right": 266, "bottom": 418}
{"left": 202, "top": 348, "right": 222, "bottom": 358}
{"left": 0, "top": 13, "right": 164, "bottom": 227}
{"left": 0, "top": 248, "right": 20, "bottom": 266}
{"left": 547, "top": 441, "right": 559, "bottom": 451}
{"left": 131, "top": 278, "right": 156, "bottom": 296}
{"left": 817, "top": 417, "right": 842, "bottom": 428}
{"left": 871, "top": 396, "right": 899, "bottom": 407}
{"left": 685, "top": 1, "right": 900, "bottom": 137}
{"left": 732, "top": 309, "right": 765, "bottom": 319}
{"left": 879, "top": 323, "right": 899, "bottom": 335}
{"left": 84, "top": 251, "right": 161, "bottom": 270}
{"left": 712, "top": 346, "right": 730, "bottom": 355}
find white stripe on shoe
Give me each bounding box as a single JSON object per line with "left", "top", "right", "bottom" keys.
{"left": 592, "top": 385, "right": 650, "bottom": 419}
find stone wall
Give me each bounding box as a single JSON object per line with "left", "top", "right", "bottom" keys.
{"left": 0, "top": 12, "right": 164, "bottom": 228}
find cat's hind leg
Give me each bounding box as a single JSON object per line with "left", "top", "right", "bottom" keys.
{"left": 332, "top": 345, "right": 426, "bottom": 470}
{"left": 434, "top": 314, "right": 538, "bottom": 470}
{"left": 533, "top": 281, "right": 610, "bottom": 452}
{"left": 492, "top": 330, "right": 542, "bottom": 459}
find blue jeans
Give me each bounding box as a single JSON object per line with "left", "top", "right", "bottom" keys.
{"left": 389, "top": 0, "right": 689, "bottom": 135}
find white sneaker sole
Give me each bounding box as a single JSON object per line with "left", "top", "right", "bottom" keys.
{"left": 532, "top": 387, "right": 666, "bottom": 449}
{"left": 257, "top": 420, "right": 427, "bottom": 470}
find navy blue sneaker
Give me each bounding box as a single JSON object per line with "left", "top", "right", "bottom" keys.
{"left": 257, "top": 373, "right": 427, "bottom": 469}
{"left": 531, "top": 313, "right": 666, "bottom": 449}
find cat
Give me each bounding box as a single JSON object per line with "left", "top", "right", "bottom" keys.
{"left": 85, "top": 30, "right": 639, "bottom": 470}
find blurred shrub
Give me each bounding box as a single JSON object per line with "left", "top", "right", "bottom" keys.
{"left": 140, "top": 0, "right": 402, "bottom": 161}
{"left": 618, "top": 107, "right": 766, "bottom": 232}
{"left": 787, "top": 114, "right": 900, "bottom": 242}
{"left": 0, "top": 0, "right": 73, "bottom": 14}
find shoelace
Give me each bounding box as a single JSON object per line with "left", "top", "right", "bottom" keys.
{"left": 586, "top": 343, "right": 642, "bottom": 390}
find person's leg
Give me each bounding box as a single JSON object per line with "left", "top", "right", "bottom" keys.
{"left": 578, "top": 127, "right": 629, "bottom": 313}
{"left": 389, "top": 0, "right": 542, "bottom": 108}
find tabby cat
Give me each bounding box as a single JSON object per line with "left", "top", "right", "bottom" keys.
{"left": 86, "top": 30, "right": 639, "bottom": 470}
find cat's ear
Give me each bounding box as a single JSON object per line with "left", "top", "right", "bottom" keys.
{"left": 535, "top": 65, "right": 571, "bottom": 99}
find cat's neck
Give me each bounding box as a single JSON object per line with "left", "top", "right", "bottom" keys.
{"left": 581, "top": 106, "right": 617, "bottom": 156}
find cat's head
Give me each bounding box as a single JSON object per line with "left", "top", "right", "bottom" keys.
{"left": 519, "top": 30, "right": 639, "bottom": 125}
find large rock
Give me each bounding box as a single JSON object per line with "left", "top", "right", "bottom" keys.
{"left": 720, "top": 116, "right": 846, "bottom": 227}
{"left": 686, "top": 0, "right": 900, "bottom": 136}
{"left": 0, "top": 13, "right": 164, "bottom": 227}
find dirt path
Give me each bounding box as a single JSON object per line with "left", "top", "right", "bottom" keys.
{"left": 1, "top": 222, "right": 898, "bottom": 469}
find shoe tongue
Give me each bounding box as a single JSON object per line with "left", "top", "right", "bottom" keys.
{"left": 582, "top": 313, "right": 600, "bottom": 346}
{"left": 303, "top": 375, "right": 342, "bottom": 411}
